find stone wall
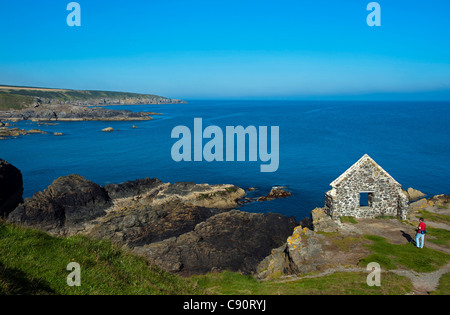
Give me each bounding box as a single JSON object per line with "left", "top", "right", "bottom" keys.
{"left": 324, "top": 155, "right": 408, "bottom": 220}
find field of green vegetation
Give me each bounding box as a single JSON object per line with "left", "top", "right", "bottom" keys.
{"left": 0, "top": 93, "right": 34, "bottom": 110}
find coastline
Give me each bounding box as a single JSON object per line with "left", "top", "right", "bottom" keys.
{"left": 0, "top": 85, "right": 185, "bottom": 139}
{"left": 1, "top": 158, "right": 449, "bottom": 294}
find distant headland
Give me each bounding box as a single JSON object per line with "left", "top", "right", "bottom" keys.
{"left": 0, "top": 85, "right": 187, "bottom": 110}
{"left": 0, "top": 85, "right": 186, "bottom": 138}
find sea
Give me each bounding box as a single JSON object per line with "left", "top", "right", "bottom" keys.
{"left": 1, "top": 100, "right": 449, "bottom": 220}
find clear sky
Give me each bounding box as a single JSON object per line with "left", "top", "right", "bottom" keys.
{"left": 1, "top": 0, "right": 449, "bottom": 100}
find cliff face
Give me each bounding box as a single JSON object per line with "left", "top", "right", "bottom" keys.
{"left": 44, "top": 97, "right": 186, "bottom": 106}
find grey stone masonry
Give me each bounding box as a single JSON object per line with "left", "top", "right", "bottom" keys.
{"left": 324, "top": 154, "right": 408, "bottom": 220}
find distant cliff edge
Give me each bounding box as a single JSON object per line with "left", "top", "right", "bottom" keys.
{"left": 0, "top": 85, "right": 186, "bottom": 111}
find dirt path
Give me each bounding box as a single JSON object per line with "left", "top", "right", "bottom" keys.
{"left": 390, "top": 263, "right": 450, "bottom": 294}
{"left": 268, "top": 263, "right": 449, "bottom": 295}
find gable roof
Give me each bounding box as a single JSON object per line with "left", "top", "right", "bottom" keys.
{"left": 330, "top": 154, "right": 400, "bottom": 188}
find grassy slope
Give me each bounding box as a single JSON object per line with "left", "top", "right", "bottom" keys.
{"left": 0, "top": 221, "right": 203, "bottom": 295}
{"left": 358, "top": 235, "right": 450, "bottom": 273}
{"left": 0, "top": 93, "right": 34, "bottom": 110}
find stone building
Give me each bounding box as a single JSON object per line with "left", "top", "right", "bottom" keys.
{"left": 324, "top": 154, "right": 408, "bottom": 220}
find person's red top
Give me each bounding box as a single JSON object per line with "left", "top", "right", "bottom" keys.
{"left": 418, "top": 222, "right": 426, "bottom": 233}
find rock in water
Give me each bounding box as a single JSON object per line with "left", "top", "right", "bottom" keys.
{"left": 8, "top": 174, "right": 112, "bottom": 233}
{"left": 403, "top": 188, "right": 426, "bottom": 202}
{"left": 102, "top": 127, "right": 114, "bottom": 132}
{"left": 0, "top": 159, "right": 24, "bottom": 217}
{"left": 257, "top": 188, "right": 292, "bottom": 202}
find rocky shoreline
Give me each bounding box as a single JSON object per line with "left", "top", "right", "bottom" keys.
{"left": 0, "top": 104, "right": 158, "bottom": 122}
{"left": 1, "top": 159, "right": 448, "bottom": 282}
{"left": 1, "top": 160, "right": 297, "bottom": 276}
{"left": 0, "top": 86, "right": 187, "bottom": 140}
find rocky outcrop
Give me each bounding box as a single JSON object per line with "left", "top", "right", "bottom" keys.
{"left": 8, "top": 175, "right": 112, "bottom": 234}
{"left": 104, "top": 177, "right": 163, "bottom": 199}
{"left": 7, "top": 173, "right": 296, "bottom": 275}
{"left": 0, "top": 159, "right": 23, "bottom": 217}
{"left": 257, "top": 225, "right": 325, "bottom": 279}
{"left": 403, "top": 188, "right": 426, "bottom": 202}
{"left": 88, "top": 200, "right": 220, "bottom": 247}
{"left": 257, "top": 188, "right": 292, "bottom": 202}
{"left": 428, "top": 194, "right": 450, "bottom": 207}
{"left": 153, "top": 182, "right": 246, "bottom": 210}
{"left": 0, "top": 104, "right": 157, "bottom": 122}
{"left": 134, "top": 210, "right": 297, "bottom": 276}
{"left": 0, "top": 126, "right": 48, "bottom": 139}
{"left": 311, "top": 207, "right": 340, "bottom": 232}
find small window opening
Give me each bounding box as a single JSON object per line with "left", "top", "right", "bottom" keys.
{"left": 360, "top": 192, "right": 373, "bottom": 207}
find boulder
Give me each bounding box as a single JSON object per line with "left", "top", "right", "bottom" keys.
{"left": 257, "top": 225, "right": 325, "bottom": 279}
{"left": 0, "top": 159, "right": 24, "bottom": 217}
{"left": 8, "top": 174, "right": 112, "bottom": 233}
{"left": 102, "top": 127, "right": 114, "bottom": 132}
{"left": 403, "top": 188, "right": 426, "bottom": 202}
{"left": 311, "top": 207, "right": 340, "bottom": 232}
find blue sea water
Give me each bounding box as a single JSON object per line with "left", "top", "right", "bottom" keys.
{"left": 1, "top": 101, "right": 449, "bottom": 220}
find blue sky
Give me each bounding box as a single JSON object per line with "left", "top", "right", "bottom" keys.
{"left": 0, "top": 0, "right": 449, "bottom": 100}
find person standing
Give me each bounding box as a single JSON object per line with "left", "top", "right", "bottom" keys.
{"left": 416, "top": 218, "right": 427, "bottom": 248}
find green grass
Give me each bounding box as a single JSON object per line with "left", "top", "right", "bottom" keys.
{"left": 0, "top": 221, "right": 204, "bottom": 295}
{"left": 359, "top": 235, "right": 450, "bottom": 273}
{"left": 340, "top": 216, "right": 358, "bottom": 224}
{"left": 426, "top": 227, "right": 450, "bottom": 246}
{"left": 418, "top": 210, "right": 450, "bottom": 225}
{"left": 0, "top": 93, "right": 33, "bottom": 110}
{"left": 192, "top": 270, "right": 412, "bottom": 295}
{"left": 375, "top": 215, "right": 402, "bottom": 221}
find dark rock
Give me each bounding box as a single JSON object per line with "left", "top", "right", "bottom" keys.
{"left": 8, "top": 174, "right": 112, "bottom": 233}
{"left": 88, "top": 200, "right": 220, "bottom": 247}
{"left": 0, "top": 159, "right": 23, "bottom": 217}
{"left": 5, "top": 172, "right": 297, "bottom": 276}
{"left": 136, "top": 210, "right": 297, "bottom": 276}
{"left": 257, "top": 188, "right": 292, "bottom": 202}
